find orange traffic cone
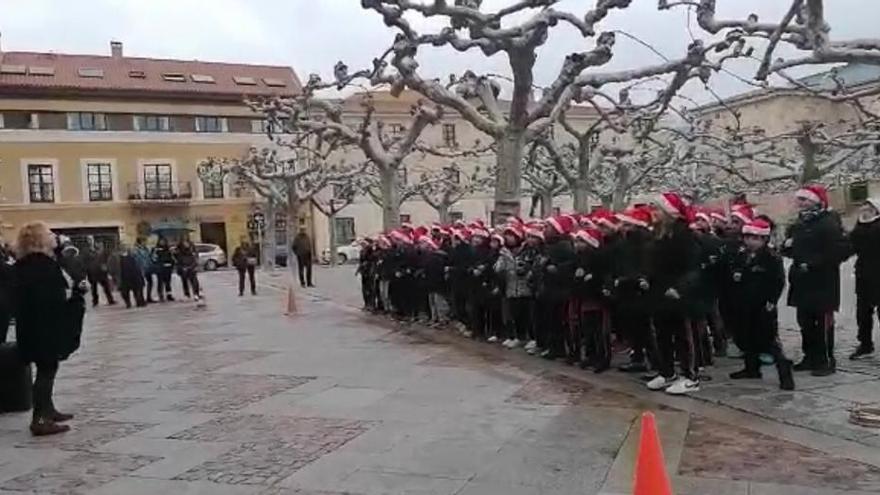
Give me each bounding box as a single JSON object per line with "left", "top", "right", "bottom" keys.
{"left": 633, "top": 412, "right": 673, "bottom": 495}
{"left": 284, "top": 280, "right": 298, "bottom": 316}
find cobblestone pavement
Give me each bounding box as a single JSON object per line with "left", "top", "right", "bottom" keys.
{"left": 0, "top": 267, "right": 878, "bottom": 495}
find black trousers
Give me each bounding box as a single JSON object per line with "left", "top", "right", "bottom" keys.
{"left": 719, "top": 295, "right": 744, "bottom": 351}
{"left": 856, "top": 295, "right": 879, "bottom": 348}
{"left": 655, "top": 309, "right": 696, "bottom": 380}
{"left": 0, "top": 306, "right": 10, "bottom": 344}
{"left": 144, "top": 271, "right": 156, "bottom": 301}
{"left": 88, "top": 274, "right": 115, "bottom": 306}
{"left": 797, "top": 308, "right": 835, "bottom": 366}
{"left": 468, "top": 299, "right": 487, "bottom": 337}
{"left": 616, "top": 306, "right": 653, "bottom": 364}
{"left": 578, "top": 308, "right": 611, "bottom": 369}
{"left": 538, "top": 299, "right": 566, "bottom": 356}
{"left": 120, "top": 286, "right": 146, "bottom": 308}
{"left": 741, "top": 306, "right": 788, "bottom": 365}
{"left": 297, "top": 255, "right": 313, "bottom": 286}
{"left": 156, "top": 268, "right": 173, "bottom": 299}
{"left": 33, "top": 360, "right": 59, "bottom": 421}
{"left": 180, "top": 269, "right": 201, "bottom": 298}
{"left": 504, "top": 297, "right": 533, "bottom": 341}
{"left": 238, "top": 266, "right": 256, "bottom": 295}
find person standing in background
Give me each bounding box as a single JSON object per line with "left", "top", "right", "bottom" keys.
{"left": 232, "top": 239, "right": 259, "bottom": 296}
{"left": 175, "top": 238, "right": 201, "bottom": 302}
{"left": 292, "top": 228, "right": 314, "bottom": 288}
{"left": 133, "top": 237, "right": 155, "bottom": 303}
{"left": 112, "top": 244, "right": 146, "bottom": 309}
{"left": 782, "top": 185, "right": 848, "bottom": 377}
{"left": 848, "top": 197, "right": 880, "bottom": 360}
{"left": 152, "top": 237, "right": 175, "bottom": 302}
{"left": 80, "top": 238, "right": 115, "bottom": 307}
{"left": 0, "top": 239, "right": 14, "bottom": 343}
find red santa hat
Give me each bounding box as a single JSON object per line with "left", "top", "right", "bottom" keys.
{"left": 503, "top": 223, "right": 525, "bottom": 240}
{"left": 470, "top": 226, "right": 490, "bottom": 239}
{"left": 389, "top": 229, "right": 413, "bottom": 245}
{"left": 591, "top": 209, "right": 620, "bottom": 230}
{"left": 694, "top": 208, "right": 712, "bottom": 225}
{"left": 469, "top": 219, "right": 487, "bottom": 230}
{"left": 491, "top": 232, "right": 505, "bottom": 245}
{"left": 656, "top": 192, "right": 690, "bottom": 219}
{"left": 572, "top": 228, "right": 603, "bottom": 249}
{"left": 400, "top": 222, "right": 414, "bottom": 231}
{"left": 418, "top": 236, "right": 439, "bottom": 250}
{"left": 377, "top": 235, "right": 391, "bottom": 248}
{"left": 730, "top": 204, "right": 754, "bottom": 224}
{"left": 525, "top": 227, "right": 545, "bottom": 241}
{"left": 578, "top": 214, "right": 597, "bottom": 229}
{"left": 547, "top": 215, "right": 576, "bottom": 236}
{"left": 796, "top": 184, "right": 829, "bottom": 209}
{"left": 414, "top": 225, "right": 430, "bottom": 239}
{"left": 430, "top": 223, "right": 443, "bottom": 232}
{"left": 710, "top": 209, "right": 728, "bottom": 223}
{"left": 453, "top": 219, "right": 467, "bottom": 229}
{"left": 616, "top": 207, "right": 653, "bottom": 228}
{"left": 742, "top": 218, "right": 772, "bottom": 237}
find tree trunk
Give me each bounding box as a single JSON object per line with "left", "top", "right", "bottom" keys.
{"left": 573, "top": 140, "right": 592, "bottom": 213}
{"left": 572, "top": 183, "right": 590, "bottom": 214}
{"left": 539, "top": 190, "right": 554, "bottom": 218}
{"left": 263, "top": 198, "right": 276, "bottom": 270}
{"left": 494, "top": 129, "right": 526, "bottom": 222}
{"left": 437, "top": 203, "right": 450, "bottom": 224}
{"left": 327, "top": 211, "right": 337, "bottom": 266}
{"left": 798, "top": 134, "right": 820, "bottom": 184}
{"left": 379, "top": 168, "right": 401, "bottom": 230}
{"left": 612, "top": 166, "right": 630, "bottom": 211}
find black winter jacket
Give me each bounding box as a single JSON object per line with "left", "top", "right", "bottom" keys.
{"left": 649, "top": 220, "right": 702, "bottom": 315}
{"left": 850, "top": 219, "right": 880, "bottom": 304}
{"left": 728, "top": 246, "right": 786, "bottom": 309}
{"left": 783, "top": 209, "right": 848, "bottom": 311}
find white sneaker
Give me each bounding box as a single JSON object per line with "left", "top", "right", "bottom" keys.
{"left": 526, "top": 346, "right": 537, "bottom": 355}
{"left": 647, "top": 375, "right": 678, "bottom": 391}
{"left": 509, "top": 339, "right": 521, "bottom": 349}
{"left": 487, "top": 336, "right": 499, "bottom": 343}
{"left": 463, "top": 330, "right": 473, "bottom": 338}
{"left": 525, "top": 340, "right": 537, "bottom": 351}
{"left": 501, "top": 339, "right": 513, "bottom": 348}
{"left": 665, "top": 377, "right": 700, "bottom": 395}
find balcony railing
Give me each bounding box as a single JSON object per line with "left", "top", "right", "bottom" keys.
{"left": 127, "top": 181, "right": 193, "bottom": 204}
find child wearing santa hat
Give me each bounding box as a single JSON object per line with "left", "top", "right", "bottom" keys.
{"left": 534, "top": 216, "right": 577, "bottom": 359}
{"left": 571, "top": 228, "right": 611, "bottom": 371}
{"left": 783, "top": 184, "right": 848, "bottom": 376}
{"left": 728, "top": 219, "right": 795, "bottom": 390}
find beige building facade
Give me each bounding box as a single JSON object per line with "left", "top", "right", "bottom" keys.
{"left": 0, "top": 40, "right": 302, "bottom": 255}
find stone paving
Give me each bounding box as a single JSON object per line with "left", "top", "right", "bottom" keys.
{"left": 0, "top": 267, "right": 877, "bottom": 494}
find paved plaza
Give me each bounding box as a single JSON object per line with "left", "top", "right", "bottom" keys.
{"left": 1, "top": 267, "right": 879, "bottom": 495}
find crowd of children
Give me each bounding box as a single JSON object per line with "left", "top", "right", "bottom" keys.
{"left": 355, "top": 186, "right": 871, "bottom": 396}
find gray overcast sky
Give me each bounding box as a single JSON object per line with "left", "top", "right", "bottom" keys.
{"left": 1, "top": 0, "right": 877, "bottom": 103}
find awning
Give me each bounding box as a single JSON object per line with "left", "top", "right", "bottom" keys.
{"left": 150, "top": 221, "right": 193, "bottom": 233}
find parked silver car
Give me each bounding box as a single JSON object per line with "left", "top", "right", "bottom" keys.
{"left": 195, "top": 243, "right": 227, "bottom": 271}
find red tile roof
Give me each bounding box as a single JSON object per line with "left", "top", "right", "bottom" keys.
{"left": 0, "top": 51, "right": 301, "bottom": 100}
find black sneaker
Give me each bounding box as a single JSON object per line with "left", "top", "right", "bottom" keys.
{"left": 849, "top": 346, "right": 875, "bottom": 360}
{"left": 810, "top": 363, "right": 836, "bottom": 377}
{"left": 730, "top": 369, "right": 761, "bottom": 380}
{"left": 778, "top": 360, "right": 795, "bottom": 391}
{"left": 792, "top": 359, "right": 813, "bottom": 372}
{"left": 618, "top": 361, "right": 648, "bottom": 373}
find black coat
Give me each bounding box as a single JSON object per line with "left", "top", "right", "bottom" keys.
{"left": 850, "top": 219, "right": 880, "bottom": 304}
{"left": 152, "top": 245, "right": 175, "bottom": 271}
{"left": 175, "top": 244, "right": 198, "bottom": 272}
{"left": 0, "top": 249, "right": 13, "bottom": 312}
{"left": 572, "top": 247, "right": 606, "bottom": 301}
{"left": 728, "top": 246, "right": 786, "bottom": 309}
{"left": 536, "top": 237, "right": 576, "bottom": 301}
{"left": 423, "top": 250, "right": 450, "bottom": 293}
{"left": 115, "top": 253, "right": 145, "bottom": 290}
{"left": 232, "top": 245, "right": 258, "bottom": 270}
{"left": 783, "top": 210, "right": 848, "bottom": 311}
{"left": 611, "top": 228, "right": 653, "bottom": 309}
{"left": 13, "top": 253, "right": 83, "bottom": 363}
{"left": 649, "top": 220, "right": 702, "bottom": 315}
{"left": 693, "top": 231, "right": 724, "bottom": 314}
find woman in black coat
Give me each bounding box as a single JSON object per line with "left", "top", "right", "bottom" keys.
{"left": 14, "top": 222, "right": 83, "bottom": 436}
{"left": 783, "top": 186, "right": 849, "bottom": 376}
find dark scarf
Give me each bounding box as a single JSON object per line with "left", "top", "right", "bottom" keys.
{"left": 798, "top": 203, "right": 825, "bottom": 223}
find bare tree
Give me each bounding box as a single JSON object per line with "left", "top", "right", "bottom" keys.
{"left": 198, "top": 147, "right": 365, "bottom": 268}
{"left": 663, "top": 0, "right": 880, "bottom": 80}
{"left": 361, "top": 164, "right": 422, "bottom": 221}
{"left": 311, "top": 180, "right": 361, "bottom": 266}
{"left": 253, "top": 75, "right": 444, "bottom": 230}
{"left": 523, "top": 142, "right": 569, "bottom": 217}
{"left": 357, "top": 0, "right": 749, "bottom": 220}
{"left": 415, "top": 163, "right": 494, "bottom": 223}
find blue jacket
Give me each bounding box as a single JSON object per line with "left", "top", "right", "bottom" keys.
{"left": 133, "top": 244, "right": 153, "bottom": 274}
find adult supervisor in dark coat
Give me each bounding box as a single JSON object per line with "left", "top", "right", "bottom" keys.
{"left": 14, "top": 222, "right": 84, "bottom": 436}
{"left": 782, "top": 185, "right": 848, "bottom": 376}
{"left": 848, "top": 197, "right": 880, "bottom": 359}
{"left": 292, "top": 228, "right": 314, "bottom": 288}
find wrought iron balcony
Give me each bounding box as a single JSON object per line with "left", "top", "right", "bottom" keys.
{"left": 127, "top": 181, "right": 193, "bottom": 204}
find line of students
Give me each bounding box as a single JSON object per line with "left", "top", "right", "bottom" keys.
{"left": 356, "top": 186, "right": 874, "bottom": 396}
